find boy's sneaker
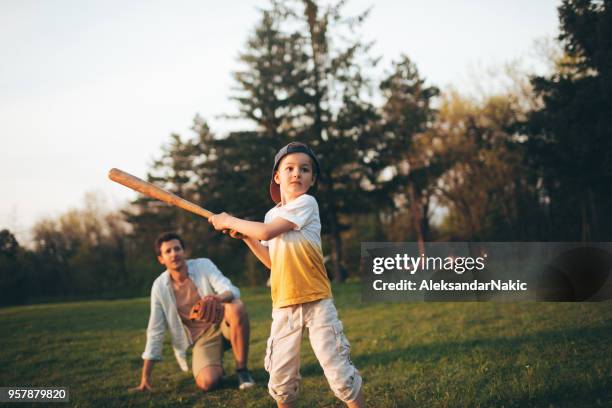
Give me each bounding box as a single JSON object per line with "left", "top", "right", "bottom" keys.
{"left": 237, "top": 369, "right": 255, "bottom": 390}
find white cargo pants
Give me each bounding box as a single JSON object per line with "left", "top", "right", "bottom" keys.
{"left": 264, "top": 298, "right": 362, "bottom": 404}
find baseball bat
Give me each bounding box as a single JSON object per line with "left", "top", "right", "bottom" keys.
{"left": 108, "top": 168, "right": 214, "bottom": 219}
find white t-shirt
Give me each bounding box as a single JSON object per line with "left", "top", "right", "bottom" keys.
{"left": 261, "top": 194, "right": 331, "bottom": 308}
{"left": 262, "top": 194, "right": 321, "bottom": 247}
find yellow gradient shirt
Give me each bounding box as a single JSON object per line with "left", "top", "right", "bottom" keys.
{"left": 262, "top": 194, "right": 332, "bottom": 308}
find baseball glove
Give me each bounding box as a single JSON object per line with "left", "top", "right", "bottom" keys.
{"left": 189, "top": 296, "right": 224, "bottom": 324}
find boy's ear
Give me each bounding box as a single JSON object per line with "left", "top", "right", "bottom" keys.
{"left": 273, "top": 171, "right": 280, "bottom": 185}
{"left": 157, "top": 255, "right": 165, "bottom": 265}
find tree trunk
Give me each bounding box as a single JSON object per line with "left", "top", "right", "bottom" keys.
{"left": 421, "top": 194, "right": 430, "bottom": 242}
{"left": 303, "top": 1, "right": 346, "bottom": 281}
{"left": 587, "top": 186, "right": 597, "bottom": 240}
{"left": 408, "top": 180, "right": 425, "bottom": 255}
{"left": 304, "top": 0, "right": 325, "bottom": 143}
{"left": 327, "top": 194, "right": 347, "bottom": 282}
{"left": 581, "top": 196, "right": 590, "bottom": 243}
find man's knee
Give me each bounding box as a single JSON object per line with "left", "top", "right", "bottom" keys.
{"left": 196, "top": 378, "right": 217, "bottom": 392}
{"left": 224, "top": 299, "right": 248, "bottom": 324}
{"left": 195, "top": 366, "right": 222, "bottom": 391}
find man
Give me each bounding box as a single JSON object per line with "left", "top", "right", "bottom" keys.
{"left": 130, "top": 232, "right": 255, "bottom": 392}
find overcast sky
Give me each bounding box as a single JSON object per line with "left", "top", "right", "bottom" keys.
{"left": 0, "top": 0, "right": 560, "bottom": 242}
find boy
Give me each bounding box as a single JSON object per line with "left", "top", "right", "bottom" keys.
{"left": 209, "top": 142, "right": 365, "bottom": 407}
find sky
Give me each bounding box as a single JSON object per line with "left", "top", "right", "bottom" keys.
{"left": 0, "top": 0, "right": 560, "bottom": 243}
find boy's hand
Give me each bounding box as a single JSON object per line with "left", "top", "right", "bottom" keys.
{"left": 208, "top": 212, "right": 232, "bottom": 231}
{"left": 227, "top": 229, "right": 245, "bottom": 239}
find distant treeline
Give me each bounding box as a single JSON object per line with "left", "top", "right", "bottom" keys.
{"left": 1, "top": 0, "right": 611, "bottom": 306}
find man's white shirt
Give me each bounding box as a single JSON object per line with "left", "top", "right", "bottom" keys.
{"left": 141, "top": 258, "right": 240, "bottom": 371}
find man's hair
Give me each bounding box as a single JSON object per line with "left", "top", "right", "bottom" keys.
{"left": 154, "top": 232, "right": 185, "bottom": 256}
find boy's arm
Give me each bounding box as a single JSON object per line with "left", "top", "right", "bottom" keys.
{"left": 242, "top": 236, "right": 271, "bottom": 269}
{"left": 227, "top": 230, "right": 271, "bottom": 269}
{"left": 209, "top": 213, "right": 295, "bottom": 241}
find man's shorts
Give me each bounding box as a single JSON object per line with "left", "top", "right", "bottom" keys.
{"left": 191, "top": 319, "right": 232, "bottom": 378}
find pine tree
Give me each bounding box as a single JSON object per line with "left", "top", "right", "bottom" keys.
{"left": 526, "top": 0, "right": 612, "bottom": 240}
{"left": 375, "top": 56, "right": 440, "bottom": 251}
{"left": 231, "top": 0, "right": 380, "bottom": 281}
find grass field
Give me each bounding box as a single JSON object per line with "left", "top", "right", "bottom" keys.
{"left": 1, "top": 283, "right": 611, "bottom": 407}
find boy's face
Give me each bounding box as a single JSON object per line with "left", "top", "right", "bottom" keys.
{"left": 274, "top": 152, "right": 316, "bottom": 202}
{"left": 157, "top": 239, "right": 186, "bottom": 271}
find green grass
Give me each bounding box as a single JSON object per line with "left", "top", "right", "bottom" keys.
{"left": 1, "top": 283, "right": 610, "bottom": 407}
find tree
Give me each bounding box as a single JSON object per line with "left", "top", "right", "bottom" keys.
{"left": 125, "top": 118, "right": 273, "bottom": 285}
{"left": 231, "top": 0, "right": 380, "bottom": 281}
{"left": 0, "top": 229, "right": 26, "bottom": 305}
{"left": 526, "top": 0, "right": 612, "bottom": 240}
{"left": 434, "top": 90, "right": 543, "bottom": 241}
{"left": 231, "top": 6, "right": 310, "bottom": 139}
{"left": 28, "top": 193, "right": 133, "bottom": 299}
{"left": 374, "top": 56, "right": 440, "bottom": 251}
{"left": 0, "top": 229, "right": 19, "bottom": 258}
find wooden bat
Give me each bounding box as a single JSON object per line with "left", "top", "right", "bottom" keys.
{"left": 108, "top": 168, "right": 214, "bottom": 219}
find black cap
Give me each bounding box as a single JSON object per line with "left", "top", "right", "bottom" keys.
{"left": 269, "top": 142, "right": 320, "bottom": 203}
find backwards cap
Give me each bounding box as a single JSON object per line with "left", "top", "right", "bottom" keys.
{"left": 269, "top": 142, "right": 320, "bottom": 204}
